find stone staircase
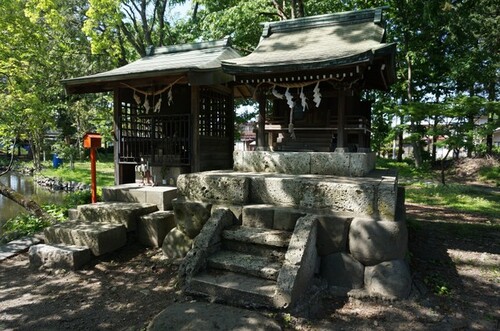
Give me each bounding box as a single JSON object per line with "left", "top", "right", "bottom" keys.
{"left": 30, "top": 185, "right": 178, "bottom": 270}
{"left": 181, "top": 205, "right": 318, "bottom": 309}
{"left": 176, "top": 164, "right": 410, "bottom": 308}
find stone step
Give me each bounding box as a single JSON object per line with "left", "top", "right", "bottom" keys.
{"left": 29, "top": 244, "right": 91, "bottom": 270}
{"left": 76, "top": 202, "right": 158, "bottom": 231}
{"left": 207, "top": 250, "right": 282, "bottom": 280}
{"left": 188, "top": 270, "right": 283, "bottom": 309}
{"left": 44, "top": 221, "right": 127, "bottom": 256}
{"left": 222, "top": 239, "right": 287, "bottom": 261}
{"left": 222, "top": 226, "right": 291, "bottom": 248}
{"left": 102, "top": 184, "right": 178, "bottom": 211}
{"left": 242, "top": 204, "right": 305, "bottom": 230}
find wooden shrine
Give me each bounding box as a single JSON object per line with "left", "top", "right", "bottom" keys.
{"left": 63, "top": 38, "right": 240, "bottom": 184}
{"left": 222, "top": 8, "right": 396, "bottom": 152}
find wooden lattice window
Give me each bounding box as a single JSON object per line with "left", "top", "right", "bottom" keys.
{"left": 199, "top": 88, "right": 232, "bottom": 137}
{"left": 118, "top": 98, "right": 190, "bottom": 166}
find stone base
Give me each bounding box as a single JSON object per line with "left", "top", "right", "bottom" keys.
{"left": 138, "top": 211, "right": 176, "bottom": 247}
{"left": 29, "top": 244, "right": 91, "bottom": 270}
{"left": 233, "top": 151, "right": 376, "bottom": 176}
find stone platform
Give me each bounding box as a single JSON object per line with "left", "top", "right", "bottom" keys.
{"left": 177, "top": 169, "right": 399, "bottom": 221}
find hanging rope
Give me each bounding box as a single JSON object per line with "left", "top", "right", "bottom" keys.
{"left": 122, "top": 76, "right": 184, "bottom": 96}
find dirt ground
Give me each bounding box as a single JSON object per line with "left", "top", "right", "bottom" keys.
{"left": 1, "top": 173, "right": 499, "bottom": 330}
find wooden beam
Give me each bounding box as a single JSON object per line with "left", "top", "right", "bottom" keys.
{"left": 337, "top": 89, "right": 346, "bottom": 149}
{"left": 257, "top": 93, "right": 266, "bottom": 150}
{"left": 113, "top": 88, "right": 121, "bottom": 184}
{"left": 191, "top": 85, "right": 200, "bottom": 172}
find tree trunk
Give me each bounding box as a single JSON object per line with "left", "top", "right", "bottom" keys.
{"left": 0, "top": 181, "right": 54, "bottom": 223}
{"left": 397, "top": 129, "right": 404, "bottom": 162}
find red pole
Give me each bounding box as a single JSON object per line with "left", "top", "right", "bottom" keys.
{"left": 90, "top": 147, "right": 97, "bottom": 203}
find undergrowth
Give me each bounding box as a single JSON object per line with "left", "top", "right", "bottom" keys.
{"left": 1, "top": 190, "right": 91, "bottom": 244}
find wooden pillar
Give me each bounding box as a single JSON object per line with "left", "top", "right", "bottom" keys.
{"left": 113, "top": 88, "right": 121, "bottom": 184}
{"left": 257, "top": 92, "right": 266, "bottom": 150}
{"left": 337, "top": 89, "right": 346, "bottom": 150}
{"left": 191, "top": 85, "right": 200, "bottom": 172}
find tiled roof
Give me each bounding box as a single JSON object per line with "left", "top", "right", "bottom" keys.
{"left": 62, "top": 38, "right": 240, "bottom": 93}
{"left": 222, "top": 8, "right": 395, "bottom": 74}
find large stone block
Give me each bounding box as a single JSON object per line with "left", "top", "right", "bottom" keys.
{"left": 364, "top": 259, "right": 411, "bottom": 299}
{"left": 349, "top": 219, "right": 408, "bottom": 266}
{"left": 211, "top": 204, "right": 243, "bottom": 224}
{"left": 177, "top": 171, "right": 249, "bottom": 204}
{"left": 377, "top": 178, "right": 398, "bottom": 221}
{"left": 29, "top": 244, "right": 91, "bottom": 270}
{"left": 250, "top": 175, "right": 379, "bottom": 216}
{"left": 316, "top": 214, "right": 352, "bottom": 256}
{"left": 102, "top": 183, "right": 142, "bottom": 202}
{"left": 273, "top": 207, "right": 306, "bottom": 231}
{"left": 277, "top": 214, "right": 318, "bottom": 304}
{"left": 172, "top": 199, "right": 212, "bottom": 239}
{"left": 321, "top": 252, "right": 364, "bottom": 289}
{"left": 310, "top": 152, "right": 350, "bottom": 176}
{"left": 162, "top": 227, "right": 193, "bottom": 259}
{"left": 76, "top": 202, "right": 158, "bottom": 231}
{"left": 138, "top": 211, "right": 176, "bottom": 247}
{"left": 44, "top": 221, "right": 127, "bottom": 256}
{"left": 242, "top": 205, "right": 274, "bottom": 229}
{"left": 349, "top": 152, "right": 376, "bottom": 177}
{"left": 137, "top": 186, "right": 178, "bottom": 211}
{"left": 234, "top": 151, "right": 311, "bottom": 173}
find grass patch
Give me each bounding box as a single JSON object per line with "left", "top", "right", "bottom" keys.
{"left": 406, "top": 184, "right": 499, "bottom": 220}
{"left": 376, "top": 158, "right": 434, "bottom": 181}
{"left": 39, "top": 157, "right": 115, "bottom": 188}
{"left": 479, "top": 165, "right": 500, "bottom": 186}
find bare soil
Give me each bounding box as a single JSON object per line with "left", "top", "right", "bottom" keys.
{"left": 1, "top": 171, "right": 499, "bottom": 330}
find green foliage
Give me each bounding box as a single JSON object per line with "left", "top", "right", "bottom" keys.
{"left": 1, "top": 189, "right": 92, "bottom": 243}
{"left": 424, "top": 273, "right": 452, "bottom": 296}
{"left": 2, "top": 214, "right": 52, "bottom": 242}
{"left": 63, "top": 190, "right": 92, "bottom": 209}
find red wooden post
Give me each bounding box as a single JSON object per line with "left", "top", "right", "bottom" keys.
{"left": 83, "top": 133, "right": 102, "bottom": 204}
{"left": 90, "top": 147, "right": 97, "bottom": 203}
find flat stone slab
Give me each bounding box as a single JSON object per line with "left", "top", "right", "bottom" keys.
{"left": 0, "top": 237, "right": 41, "bottom": 261}
{"left": 44, "top": 221, "right": 127, "bottom": 256}
{"left": 222, "top": 226, "right": 291, "bottom": 248}
{"left": 208, "top": 250, "right": 282, "bottom": 280}
{"left": 103, "top": 185, "right": 178, "bottom": 210}
{"left": 189, "top": 270, "right": 280, "bottom": 308}
{"left": 29, "top": 244, "right": 91, "bottom": 270}
{"left": 76, "top": 202, "right": 158, "bottom": 231}
{"left": 147, "top": 302, "right": 281, "bottom": 331}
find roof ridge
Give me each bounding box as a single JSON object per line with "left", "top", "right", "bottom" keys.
{"left": 148, "top": 37, "right": 232, "bottom": 56}
{"left": 262, "top": 7, "right": 386, "bottom": 37}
